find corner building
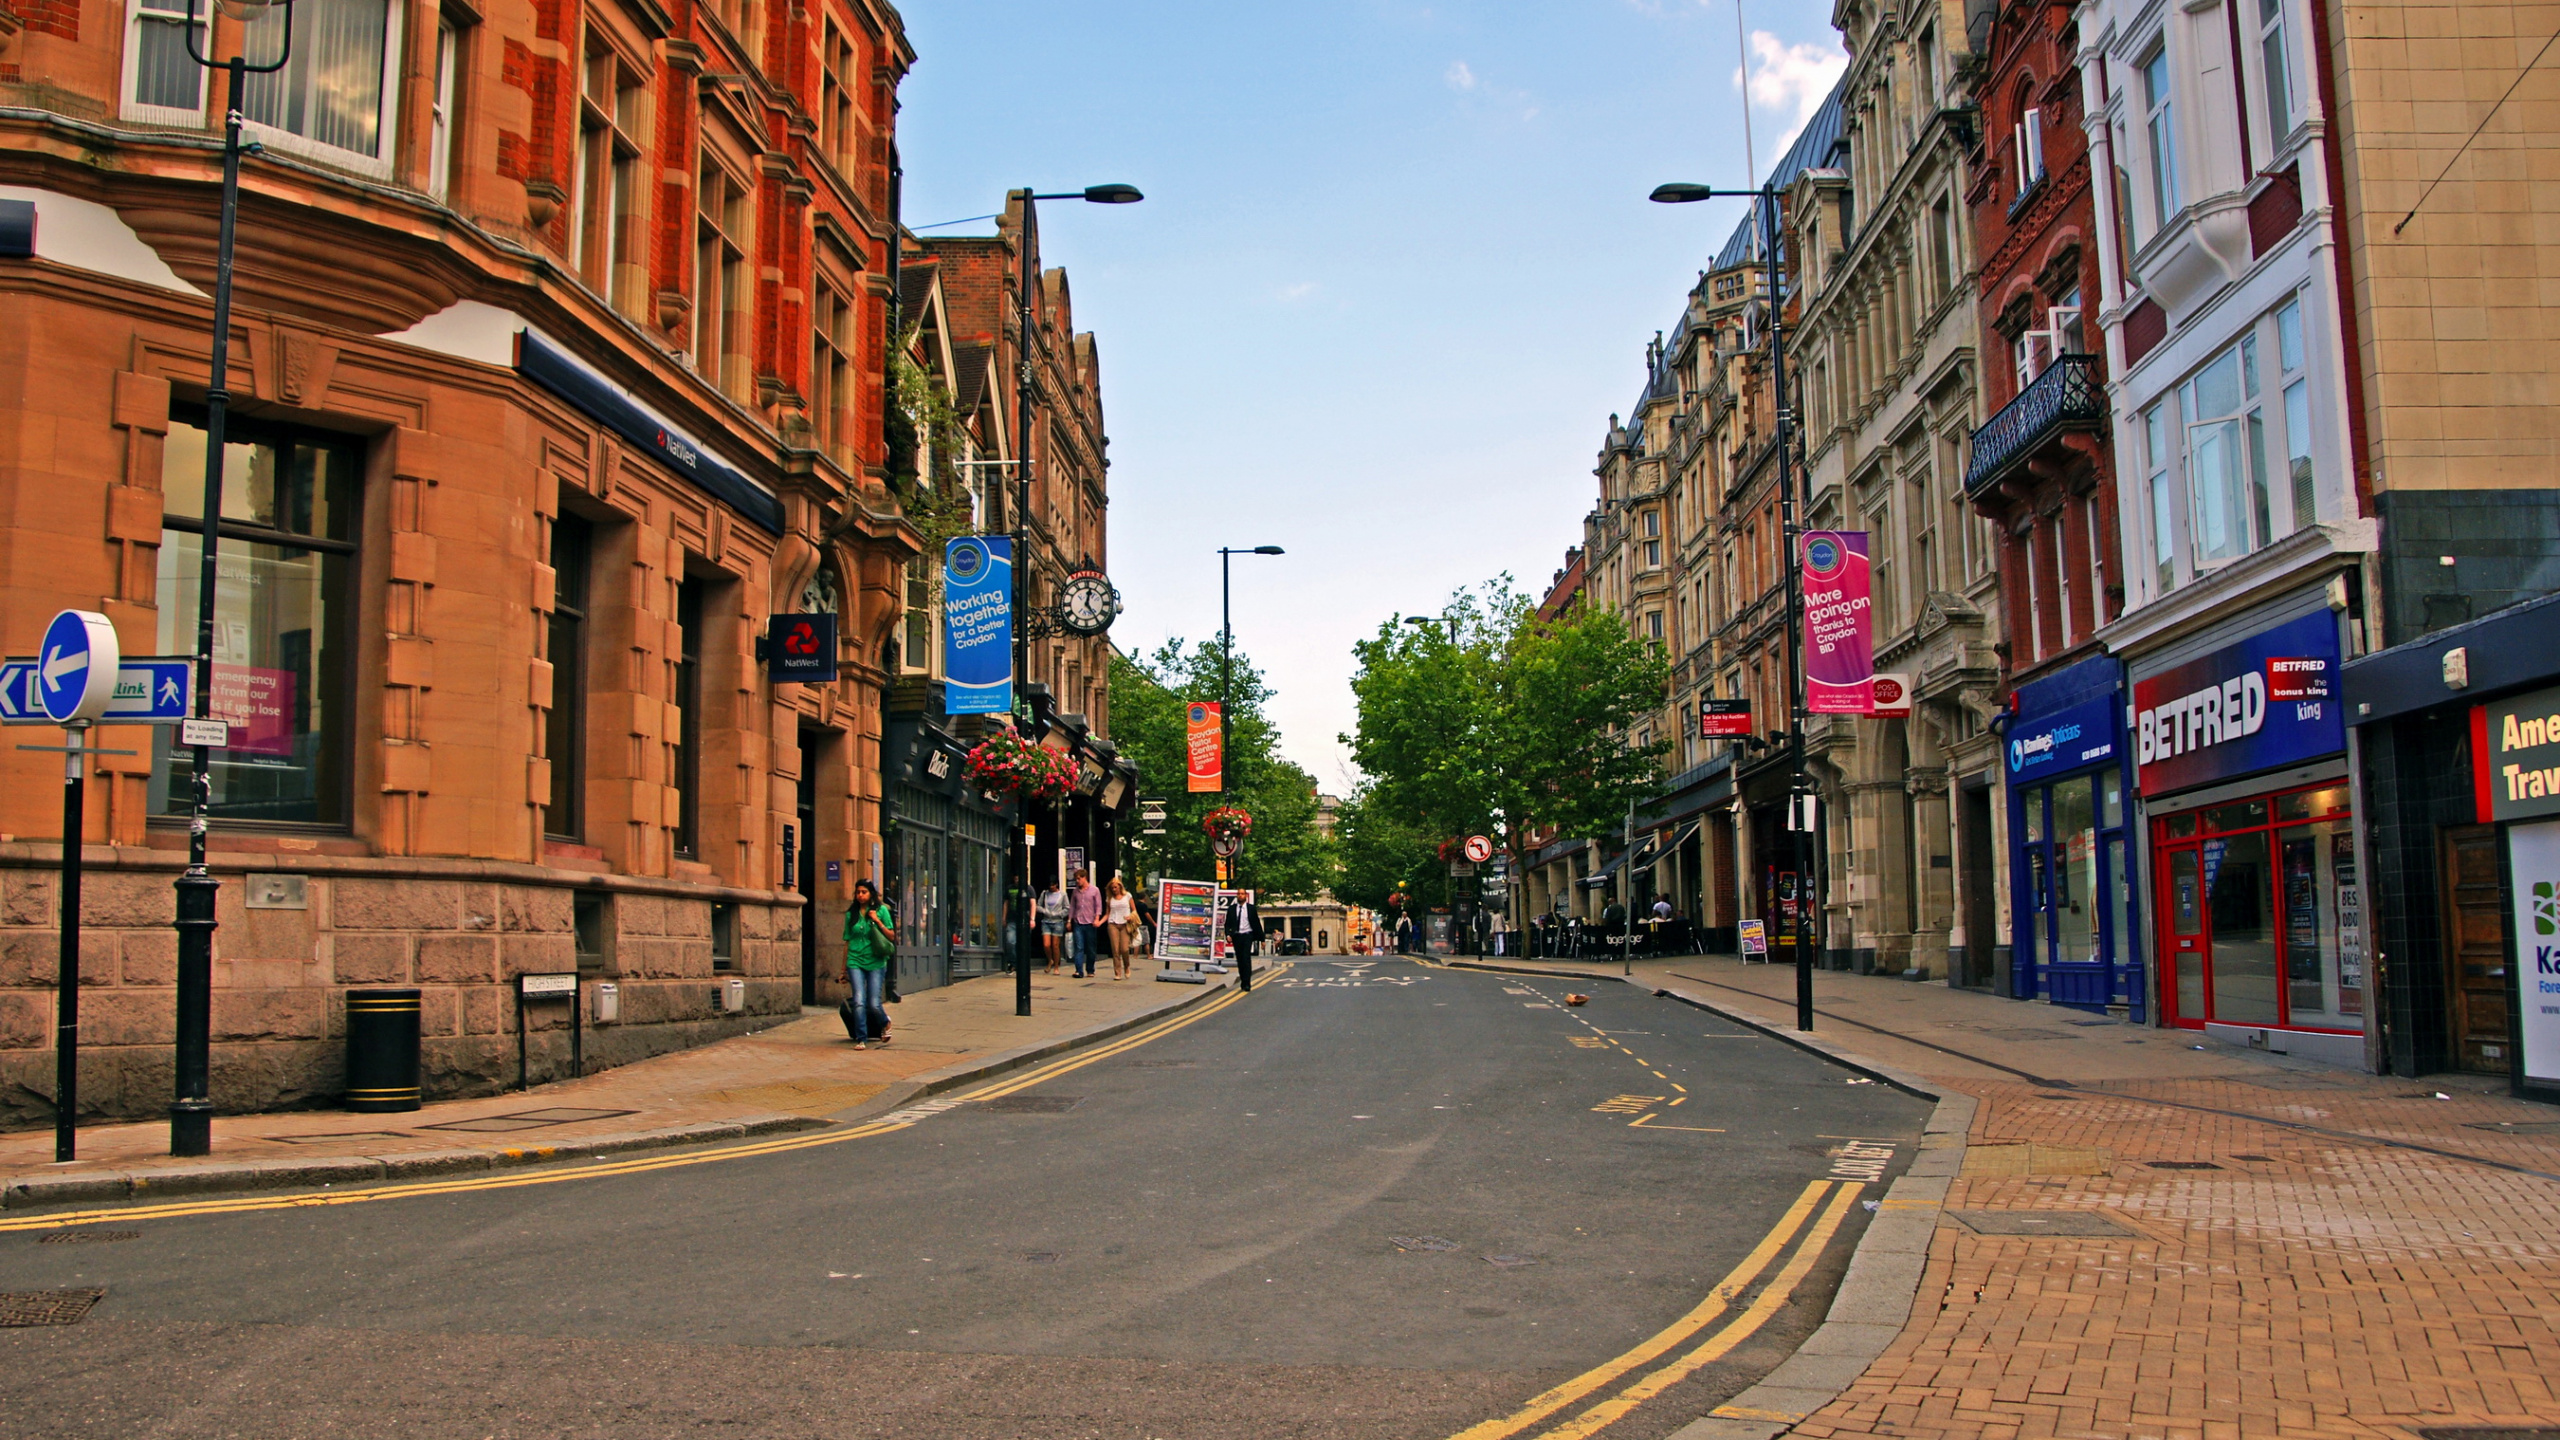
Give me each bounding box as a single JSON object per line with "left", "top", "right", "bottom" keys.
{"left": 0, "top": 0, "right": 920, "bottom": 1122}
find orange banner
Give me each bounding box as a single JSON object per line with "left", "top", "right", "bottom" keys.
{"left": 1186, "top": 701, "right": 1223, "bottom": 792}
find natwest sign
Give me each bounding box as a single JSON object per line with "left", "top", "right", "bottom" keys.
{"left": 2132, "top": 610, "right": 2343, "bottom": 797}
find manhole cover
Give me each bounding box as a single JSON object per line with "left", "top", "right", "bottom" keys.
{"left": 1949, "top": 1210, "right": 2137, "bottom": 1237}
{"left": 1389, "top": 1235, "right": 1460, "bottom": 1252}
{"left": 2148, "top": 1160, "right": 2223, "bottom": 1170}
{"left": 0, "top": 1289, "right": 105, "bottom": 1327}
{"left": 978, "top": 1095, "right": 1083, "bottom": 1114}
{"left": 421, "top": 1107, "right": 637, "bottom": 1133}
{"left": 263, "top": 1131, "right": 413, "bottom": 1145}
{"left": 1023, "top": 1252, "right": 1062, "bottom": 1264}
{"left": 1483, "top": 1254, "right": 1537, "bottom": 1268}
{"left": 37, "top": 1231, "right": 139, "bottom": 1246}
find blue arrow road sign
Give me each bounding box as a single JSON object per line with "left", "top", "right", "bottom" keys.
{"left": 38, "top": 610, "right": 115, "bottom": 724}
{"left": 0, "top": 656, "right": 192, "bottom": 725}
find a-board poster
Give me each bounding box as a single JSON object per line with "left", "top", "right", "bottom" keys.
{"left": 1059, "top": 847, "right": 1085, "bottom": 890}
{"left": 2507, "top": 819, "right": 2560, "bottom": 1086}
{"left": 1739, "top": 918, "right": 1768, "bottom": 957}
{"left": 1154, "top": 879, "right": 1219, "bottom": 965}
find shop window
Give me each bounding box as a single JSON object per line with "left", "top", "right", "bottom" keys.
{"left": 237, "top": 0, "right": 400, "bottom": 172}
{"left": 545, "top": 511, "right": 592, "bottom": 840}
{"left": 575, "top": 42, "right": 649, "bottom": 313}
{"left": 673, "top": 576, "right": 704, "bottom": 858}
{"left": 2154, "top": 780, "right": 2363, "bottom": 1030}
{"left": 151, "top": 412, "right": 358, "bottom": 826}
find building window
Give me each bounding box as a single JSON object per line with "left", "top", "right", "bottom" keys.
{"left": 814, "top": 279, "right": 855, "bottom": 464}
{"left": 2015, "top": 106, "right": 2046, "bottom": 195}
{"left": 2142, "top": 45, "right": 2179, "bottom": 233}
{"left": 151, "top": 412, "right": 359, "bottom": 826}
{"left": 574, "top": 43, "right": 647, "bottom": 312}
{"left": 1646, "top": 610, "right": 1664, "bottom": 642}
{"left": 673, "top": 575, "right": 704, "bottom": 857}
{"left": 819, "top": 22, "right": 858, "bottom": 179}
{"left": 238, "top": 0, "right": 399, "bottom": 166}
{"left": 1644, "top": 539, "right": 1663, "bottom": 569}
{"left": 2144, "top": 402, "right": 2175, "bottom": 593}
{"left": 124, "top": 0, "right": 208, "bottom": 121}
{"left": 711, "top": 902, "right": 737, "bottom": 971}
{"left": 427, "top": 15, "right": 462, "bottom": 199}
{"left": 1928, "top": 196, "right": 1954, "bottom": 294}
{"left": 2276, "top": 298, "right": 2314, "bottom": 529}
{"left": 1869, "top": 497, "right": 1896, "bottom": 636}
{"left": 2182, "top": 331, "right": 2271, "bottom": 568}
{"left": 696, "top": 159, "right": 752, "bottom": 399}
{"left": 903, "top": 562, "right": 932, "bottom": 673}
{"left": 545, "top": 510, "right": 591, "bottom": 839}
{"left": 2258, "top": 0, "right": 2295, "bottom": 145}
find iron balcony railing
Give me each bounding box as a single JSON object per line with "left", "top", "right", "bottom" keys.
{"left": 1963, "top": 354, "right": 2105, "bottom": 495}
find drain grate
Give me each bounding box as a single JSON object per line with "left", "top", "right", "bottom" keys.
{"left": 977, "top": 1095, "right": 1083, "bottom": 1114}
{"left": 420, "top": 1107, "right": 637, "bottom": 1133}
{"left": 1389, "top": 1235, "right": 1460, "bottom": 1253}
{"left": 2148, "top": 1160, "right": 2223, "bottom": 1170}
{"left": 1022, "top": 1252, "right": 1062, "bottom": 1264}
{"left": 0, "top": 1289, "right": 105, "bottom": 1327}
{"left": 37, "top": 1231, "right": 139, "bottom": 1246}
{"left": 263, "top": 1131, "right": 415, "bottom": 1145}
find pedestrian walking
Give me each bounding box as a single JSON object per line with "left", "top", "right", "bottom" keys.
{"left": 1037, "top": 879, "right": 1069, "bottom": 975}
{"left": 1225, "top": 888, "right": 1265, "bottom": 992}
{"left": 1105, "top": 876, "right": 1137, "bottom": 979}
{"left": 1071, "top": 868, "right": 1104, "bottom": 978}
{"left": 841, "top": 880, "right": 896, "bottom": 1048}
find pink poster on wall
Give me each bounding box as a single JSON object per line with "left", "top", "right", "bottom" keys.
{"left": 212, "top": 667, "right": 296, "bottom": 756}
{"left": 1800, "top": 531, "right": 1874, "bottom": 715}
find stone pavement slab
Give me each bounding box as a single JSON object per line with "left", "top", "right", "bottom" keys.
{"left": 1, "top": 965, "right": 1230, "bottom": 1208}
{"left": 1467, "top": 953, "right": 2560, "bottom": 1439}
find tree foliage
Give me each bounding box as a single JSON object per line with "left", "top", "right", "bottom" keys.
{"left": 1343, "top": 578, "right": 1671, "bottom": 861}
{"left": 1332, "top": 788, "right": 1447, "bottom": 914}
{"left": 1108, "top": 639, "right": 1338, "bottom": 900}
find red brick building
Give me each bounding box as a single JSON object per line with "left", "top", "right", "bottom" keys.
{"left": 0, "top": 0, "right": 921, "bottom": 1121}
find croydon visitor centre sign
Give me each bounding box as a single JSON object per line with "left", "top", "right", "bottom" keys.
{"left": 943, "top": 537, "right": 1013, "bottom": 716}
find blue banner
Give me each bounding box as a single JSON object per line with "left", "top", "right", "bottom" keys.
{"left": 943, "top": 537, "right": 1013, "bottom": 716}
{"left": 2006, "top": 693, "right": 2123, "bottom": 782}
{"left": 2133, "top": 609, "right": 2343, "bottom": 797}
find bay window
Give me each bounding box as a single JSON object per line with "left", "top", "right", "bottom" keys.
{"left": 2258, "top": 0, "right": 2296, "bottom": 145}
{"left": 2146, "top": 297, "right": 2320, "bottom": 588}
{"left": 151, "top": 413, "right": 358, "bottom": 826}
{"left": 242, "top": 0, "right": 400, "bottom": 171}
{"left": 2142, "top": 45, "right": 2179, "bottom": 233}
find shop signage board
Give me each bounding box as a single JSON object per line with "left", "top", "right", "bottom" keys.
{"left": 2507, "top": 820, "right": 2560, "bottom": 1086}
{"left": 2131, "top": 609, "right": 2343, "bottom": 797}
{"left": 1799, "top": 531, "right": 1874, "bottom": 714}
{"left": 2471, "top": 682, "right": 2560, "bottom": 823}
{"left": 1698, "top": 698, "right": 1753, "bottom": 737}
{"left": 1871, "top": 673, "right": 1912, "bottom": 718}
{"left": 1739, "top": 919, "right": 1767, "bottom": 956}
{"left": 942, "top": 537, "right": 1013, "bottom": 716}
{"left": 765, "top": 613, "right": 838, "bottom": 683}
{"left": 2005, "top": 694, "right": 2121, "bottom": 782}
{"left": 1153, "top": 879, "right": 1220, "bottom": 965}
{"left": 1186, "top": 702, "right": 1222, "bottom": 792}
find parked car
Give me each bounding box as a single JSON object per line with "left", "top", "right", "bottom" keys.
{"left": 1276, "top": 937, "right": 1311, "bottom": 956}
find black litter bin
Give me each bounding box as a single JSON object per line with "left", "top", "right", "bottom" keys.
{"left": 344, "top": 988, "right": 422, "bottom": 1112}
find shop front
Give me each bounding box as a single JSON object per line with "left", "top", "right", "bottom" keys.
{"left": 2345, "top": 590, "right": 2560, "bottom": 1089}
{"left": 883, "top": 710, "right": 1010, "bottom": 990}
{"left": 2001, "top": 656, "right": 2141, "bottom": 1014}
{"left": 2131, "top": 602, "right": 2361, "bottom": 1065}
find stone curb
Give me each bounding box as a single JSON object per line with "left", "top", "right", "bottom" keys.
{"left": 1442, "top": 957, "right": 1978, "bottom": 1440}
{"left": 1, "top": 969, "right": 1242, "bottom": 1213}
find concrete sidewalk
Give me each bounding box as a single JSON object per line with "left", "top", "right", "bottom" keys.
{"left": 0, "top": 965, "right": 1229, "bottom": 1210}
{"left": 1461, "top": 952, "right": 2560, "bottom": 1440}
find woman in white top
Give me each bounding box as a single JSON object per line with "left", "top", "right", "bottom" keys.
{"left": 1037, "top": 882, "right": 1070, "bottom": 975}
{"left": 1104, "top": 876, "right": 1137, "bottom": 979}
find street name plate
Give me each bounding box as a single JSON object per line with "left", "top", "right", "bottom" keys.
{"left": 519, "top": 973, "right": 578, "bottom": 998}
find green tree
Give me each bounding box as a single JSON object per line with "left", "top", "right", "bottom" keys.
{"left": 1108, "top": 639, "right": 1338, "bottom": 899}
{"left": 1332, "top": 788, "right": 1446, "bottom": 914}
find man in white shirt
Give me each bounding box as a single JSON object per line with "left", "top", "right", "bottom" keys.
{"left": 1225, "top": 890, "right": 1264, "bottom": 992}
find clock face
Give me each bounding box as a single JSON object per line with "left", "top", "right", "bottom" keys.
{"left": 1059, "top": 573, "right": 1117, "bottom": 636}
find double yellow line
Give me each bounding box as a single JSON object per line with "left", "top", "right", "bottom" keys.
{"left": 0, "top": 969, "right": 1280, "bottom": 1234}
{"left": 1448, "top": 1178, "right": 1863, "bottom": 1440}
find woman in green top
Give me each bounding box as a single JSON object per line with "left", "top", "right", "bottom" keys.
{"left": 843, "top": 880, "right": 897, "bottom": 1047}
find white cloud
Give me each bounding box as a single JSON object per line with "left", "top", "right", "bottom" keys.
{"left": 1277, "top": 281, "right": 1320, "bottom": 303}
{"left": 1445, "top": 60, "right": 1478, "bottom": 92}
{"left": 1732, "top": 30, "right": 1847, "bottom": 159}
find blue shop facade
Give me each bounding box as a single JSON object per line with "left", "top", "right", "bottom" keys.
{"left": 2001, "top": 655, "right": 2145, "bottom": 1016}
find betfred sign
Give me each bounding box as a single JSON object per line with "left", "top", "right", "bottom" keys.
{"left": 1699, "top": 697, "right": 1752, "bottom": 738}
{"left": 2132, "top": 610, "right": 2343, "bottom": 797}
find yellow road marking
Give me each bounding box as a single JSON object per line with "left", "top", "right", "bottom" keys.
{"left": 0, "top": 975, "right": 1271, "bottom": 1233}
{"left": 1443, "top": 1180, "right": 1835, "bottom": 1440}
{"left": 1627, "top": 1114, "right": 1724, "bottom": 1133}
{"left": 1529, "top": 1184, "right": 1864, "bottom": 1440}
{"left": 1667, "top": 1095, "right": 1688, "bottom": 1107}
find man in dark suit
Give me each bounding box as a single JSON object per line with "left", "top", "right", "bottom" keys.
{"left": 1225, "top": 889, "right": 1264, "bottom": 992}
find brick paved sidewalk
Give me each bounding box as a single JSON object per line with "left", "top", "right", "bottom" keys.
{"left": 1465, "top": 953, "right": 2560, "bottom": 1439}
{"left": 0, "top": 966, "right": 1224, "bottom": 1208}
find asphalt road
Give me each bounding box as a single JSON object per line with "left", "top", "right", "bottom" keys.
{"left": 0, "top": 959, "right": 1929, "bottom": 1439}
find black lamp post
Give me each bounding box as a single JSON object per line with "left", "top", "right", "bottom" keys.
{"left": 1216, "top": 545, "right": 1285, "bottom": 812}
{"left": 1649, "top": 179, "right": 1815, "bottom": 1034}
{"left": 168, "top": 0, "right": 296, "bottom": 1157}
{"left": 1008, "top": 184, "right": 1140, "bottom": 1018}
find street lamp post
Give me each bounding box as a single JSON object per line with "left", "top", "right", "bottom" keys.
{"left": 1649, "top": 180, "right": 1815, "bottom": 1033}
{"left": 1008, "top": 183, "right": 1140, "bottom": 1019}
{"left": 169, "top": 0, "right": 297, "bottom": 1157}
{"left": 1216, "top": 546, "right": 1286, "bottom": 810}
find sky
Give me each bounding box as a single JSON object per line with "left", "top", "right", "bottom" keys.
{"left": 894, "top": 1, "right": 1848, "bottom": 792}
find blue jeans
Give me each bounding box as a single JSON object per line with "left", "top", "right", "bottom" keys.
{"left": 1073, "top": 923, "right": 1098, "bottom": 976}
{"left": 846, "top": 966, "right": 887, "bottom": 1040}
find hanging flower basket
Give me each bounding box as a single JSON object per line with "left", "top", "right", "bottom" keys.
{"left": 966, "top": 730, "right": 1078, "bottom": 801}
{"left": 1202, "top": 806, "right": 1254, "bottom": 843}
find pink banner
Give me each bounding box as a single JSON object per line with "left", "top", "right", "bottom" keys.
{"left": 1801, "top": 531, "right": 1874, "bottom": 715}
{"left": 212, "top": 666, "right": 296, "bottom": 756}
